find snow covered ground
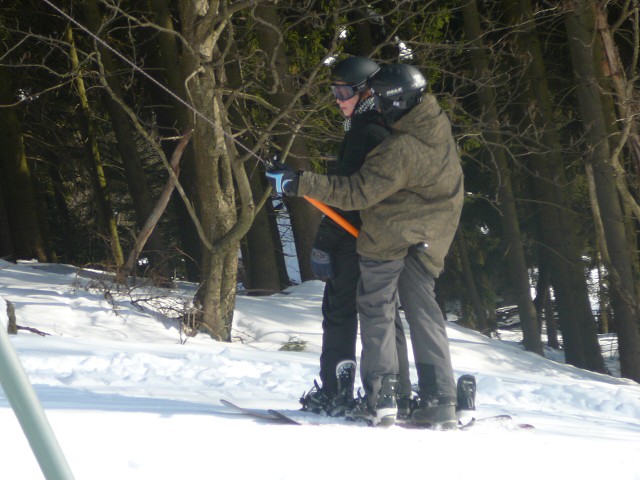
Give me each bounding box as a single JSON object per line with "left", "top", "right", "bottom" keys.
{"left": 1, "top": 259, "right": 640, "bottom": 480}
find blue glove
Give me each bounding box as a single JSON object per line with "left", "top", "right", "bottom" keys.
{"left": 310, "top": 247, "right": 334, "bottom": 281}
{"left": 265, "top": 163, "right": 298, "bottom": 196}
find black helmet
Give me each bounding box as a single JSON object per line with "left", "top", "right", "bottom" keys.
{"left": 330, "top": 56, "right": 380, "bottom": 101}
{"left": 370, "top": 64, "right": 427, "bottom": 124}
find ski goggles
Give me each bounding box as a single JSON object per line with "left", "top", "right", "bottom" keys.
{"left": 330, "top": 83, "right": 364, "bottom": 101}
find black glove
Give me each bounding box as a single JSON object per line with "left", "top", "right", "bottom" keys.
{"left": 310, "top": 247, "right": 334, "bottom": 281}
{"left": 265, "top": 162, "right": 299, "bottom": 196}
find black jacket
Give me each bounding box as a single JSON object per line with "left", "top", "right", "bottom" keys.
{"left": 313, "top": 109, "right": 390, "bottom": 252}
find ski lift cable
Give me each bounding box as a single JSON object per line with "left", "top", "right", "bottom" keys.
{"left": 41, "top": 0, "right": 267, "bottom": 166}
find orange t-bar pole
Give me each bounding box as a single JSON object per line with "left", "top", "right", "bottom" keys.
{"left": 303, "top": 196, "right": 359, "bottom": 238}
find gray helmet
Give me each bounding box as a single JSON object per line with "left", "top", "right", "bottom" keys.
{"left": 370, "top": 63, "right": 427, "bottom": 124}
{"left": 330, "top": 56, "right": 380, "bottom": 101}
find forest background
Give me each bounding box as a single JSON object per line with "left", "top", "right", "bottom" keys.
{"left": 1, "top": 1, "right": 639, "bottom": 381}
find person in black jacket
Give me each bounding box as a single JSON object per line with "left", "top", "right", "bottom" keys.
{"left": 299, "top": 57, "right": 412, "bottom": 417}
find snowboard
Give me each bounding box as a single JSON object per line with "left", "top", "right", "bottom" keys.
{"left": 220, "top": 399, "right": 534, "bottom": 430}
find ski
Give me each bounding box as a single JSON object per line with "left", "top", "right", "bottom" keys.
{"left": 458, "top": 414, "right": 535, "bottom": 431}
{"left": 268, "top": 409, "right": 367, "bottom": 427}
{"left": 220, "top": 399, "right": 289, "bottom": 423}
{"left": 223, "top": 401, "right": 363, "bottom": 427}
{"left": 460, "top": 413, "right": 513, "bottom": 429}
{"left": 269, "top": 410, "right": 535, "bottom": 430}
{"left": 396, "top": 414, "right": 534, "bottom": 431}
{"left": 262, "top": 407, "right": 534, "bottom": 431}
{"left": 267, "top": 409, "right": 302, "bottom": 425}
{"left": 222, "top": 399, "right": 354, "bottom": 426}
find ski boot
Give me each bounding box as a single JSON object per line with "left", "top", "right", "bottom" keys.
{"left": 328, "top": 360, "right": 356, "bottom": 417}
{"left": 397, "top": 390, "right": 420, "bottom": 420}
{"left": 300, "top": 360, "right": 357, "bottom": 415}
{"left": 455, "top": 374, "right": 476, "bottom": 424}
{"left": 397, "top": 395, "right": 412, "bottom": 420}
{"left": 411, "top": 394, "right": 458, "bottom": 430}
{"left": 299, "top": 380, "right": 332, "bottom": 415}
{"left": 456, "top": 374, "right": 476, "bottom": 414}
{"left": 346, "top": 374, "right": 398, "bottom": 427}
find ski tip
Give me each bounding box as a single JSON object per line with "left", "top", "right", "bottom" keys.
{"left": 516, "top": 423, "right": 536, "bottom": 431}
{"left": 267, "top": 409, "right": 302, "bottom": 425}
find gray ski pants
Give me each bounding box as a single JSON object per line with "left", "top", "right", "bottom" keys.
{"left": 357, "top": 253, "right": 456, "bottom": 405}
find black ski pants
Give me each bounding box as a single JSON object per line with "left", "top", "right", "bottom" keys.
{"left": 319, "top": 236, "right": 411, "bottom": 397}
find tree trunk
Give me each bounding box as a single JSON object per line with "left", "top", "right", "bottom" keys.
{"left": 0, "top": 66, "right": 47, "bottom": 262}
{"left": 597, "top": 259, "right": 610, "bottom": 334}
{"left": 500, "top": 0, "right": 604, "bottom": 372}
{"left": 462, "top": 0, "right": 543, "bottom": 355}
{"left": 6, "top": 300, "right": 17, "bottom": 335}
{"left": 241, "top": 165, "right": 290, "bottom": 291}
{"left": 593, "top": 7, "right": 640, "bottom": 306}
{"left": 0, "top": 181, "right": 15, "bottom": 259}
{"left": 456, "top": 229, "right": 490, "bottom": 334}
{"left": 44, "top": 151, "right": 79, "bottom": 264}
{"left": 222, "top": 35, "right": 289, "bottom": 291}
{"left": 564, "top": 0, "right": 640, "bottom": 381}
{"left": 118, "top": 132, "right": 191, "bottom": 282}
{"left": 254, "top": 2, "right": 322, "bottom": 282}
{"left": 351, "top": 5, "right": 375, "bottom": 56}
{"left": 81, "top": 0, "right": 167, "bottom": 273}
{"left": 595, "top": 7, "right": 640, "bottom": 172}
{"left": 67, "top": 27, "right": 124, "bottom": 267}
{"left": 178, "top": 1, "right": 246, "bottom": 340}
{"left": 543, "top": 288, "right": 560, "bottom": 350}
{"left": 148, "top": 0, "right": 202, "bottom": 281}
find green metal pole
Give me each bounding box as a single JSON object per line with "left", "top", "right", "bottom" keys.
{"left": 0, "top": 326, "right": 74, "bottom": 479}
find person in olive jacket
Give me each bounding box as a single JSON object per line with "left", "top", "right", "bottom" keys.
{"left": 267, "top": 64, "right": 463, "bottom": 428}
{"left": 298, "top": 57, "right": 412, "bottom": 418}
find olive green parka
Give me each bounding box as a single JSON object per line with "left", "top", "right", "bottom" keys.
{"left": 297, "top": 94, "right": 463, "bottom": 277}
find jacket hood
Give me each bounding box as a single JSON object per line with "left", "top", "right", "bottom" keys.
{"left": 392, "top": 95, "right": 445, "bottom": 146}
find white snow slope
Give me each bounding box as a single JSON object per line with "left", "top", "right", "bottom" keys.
{"left": 1, "top": 260, "right": 639, "bottom": 480}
